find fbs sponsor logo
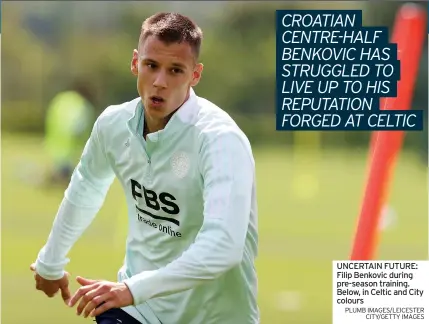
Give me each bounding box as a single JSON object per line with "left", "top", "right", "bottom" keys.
{"left": 131, "top": 179, "right": 182, "bottom": 237}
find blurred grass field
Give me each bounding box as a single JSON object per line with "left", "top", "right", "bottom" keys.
{"left": 2, "top": 133, "right": 427, "bottom": 324}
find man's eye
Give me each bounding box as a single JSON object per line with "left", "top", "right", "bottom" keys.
{"left": 147, "top": 63, "right": 156, "bottom": 68}
{"left": 172, "top": 68, "right": 183, "bottom": 73}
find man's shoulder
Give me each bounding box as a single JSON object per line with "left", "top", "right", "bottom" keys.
{"left": 96, "top": 97, "right": 140, "bottom": 128}
{"left": 195, "top": 97, "right": 241, "bottom": 134}
{"left": 194, "top": 96, "right": 253, "bottom": 155}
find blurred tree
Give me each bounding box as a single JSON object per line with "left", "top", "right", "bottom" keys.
{"left": 2, "top": 5, "right": 60, "bottom": 133}
{"left": 2, "top": 1, "right": 426, "bottom": 154}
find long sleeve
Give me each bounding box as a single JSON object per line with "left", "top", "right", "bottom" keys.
{"left": 35, "top": 117, "right": 116, "bottom": 280}
{"left": 123, "top": 131, "right": 254, "bottom": 305}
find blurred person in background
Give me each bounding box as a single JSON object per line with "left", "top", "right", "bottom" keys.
{"left": 31, "top": 12, "right": 259, "bottom": 324}
{"left": 44, "top": 79, "right": 96, "bottom": 185}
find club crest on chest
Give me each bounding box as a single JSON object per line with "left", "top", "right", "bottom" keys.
{"left": 170, "top": 151, "right": 190, "bottom": 179}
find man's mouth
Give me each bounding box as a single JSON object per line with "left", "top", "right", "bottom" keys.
{"left": 150, "top": 96, "right": 164, "bottom": 104}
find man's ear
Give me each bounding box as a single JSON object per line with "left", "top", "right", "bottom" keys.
{"left": 190, "top": 63, "right": 204, "bottom": 87}
{"left": 131, "top": 49, "right": 139, "bottom": 76}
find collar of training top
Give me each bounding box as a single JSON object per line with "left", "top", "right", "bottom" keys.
{"left": 127, "top": 87, "right": 198, "bottom": 141}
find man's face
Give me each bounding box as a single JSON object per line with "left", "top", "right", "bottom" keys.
{"left": 131, "top": 35, "right": 203, "bottom": 121}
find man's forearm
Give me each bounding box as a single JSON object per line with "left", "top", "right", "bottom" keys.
{"left": 123, "top": 217, "right": 246, "bottom": 305}
{"left": 35, "top": 196, "right": 101, "bottom": 280}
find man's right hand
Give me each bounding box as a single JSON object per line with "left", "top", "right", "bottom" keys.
{"left": 30, "top": 263, "right": 71, "bottom": 305}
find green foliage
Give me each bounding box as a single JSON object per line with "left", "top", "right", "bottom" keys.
{"left": 2, "top": 2, "right": 427, "bottom": 151}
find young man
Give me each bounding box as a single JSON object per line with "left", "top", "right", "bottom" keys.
{"left": 31, "top": 12, "right": 259, "bottom": 324}
{"left": 44, "top": 79, "right": 95, "bottom": 185}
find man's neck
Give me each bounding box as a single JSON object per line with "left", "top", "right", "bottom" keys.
{"left": 143, "top": 89, "right": 191, "bottom": 138}
{"left": 144, "top": 114, "right": 168, "bottom": 135}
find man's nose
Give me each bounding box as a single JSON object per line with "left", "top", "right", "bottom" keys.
{"left": 153, "top": 71, "right": 167, "bottom": 88}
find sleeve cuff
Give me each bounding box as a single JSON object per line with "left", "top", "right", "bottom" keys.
{"left": 35, "top": 259, "right": 66, "bottom": 280}
{"left": 123, "top": 270, "right": 159, "bottom": 305}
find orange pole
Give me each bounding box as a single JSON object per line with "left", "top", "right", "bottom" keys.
{"left": 350, "top": 3, "right": 426, "bottom": 260}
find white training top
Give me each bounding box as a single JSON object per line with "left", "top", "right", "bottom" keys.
{"left": 35, "top": 88, "right": 259, "bottom": 324}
